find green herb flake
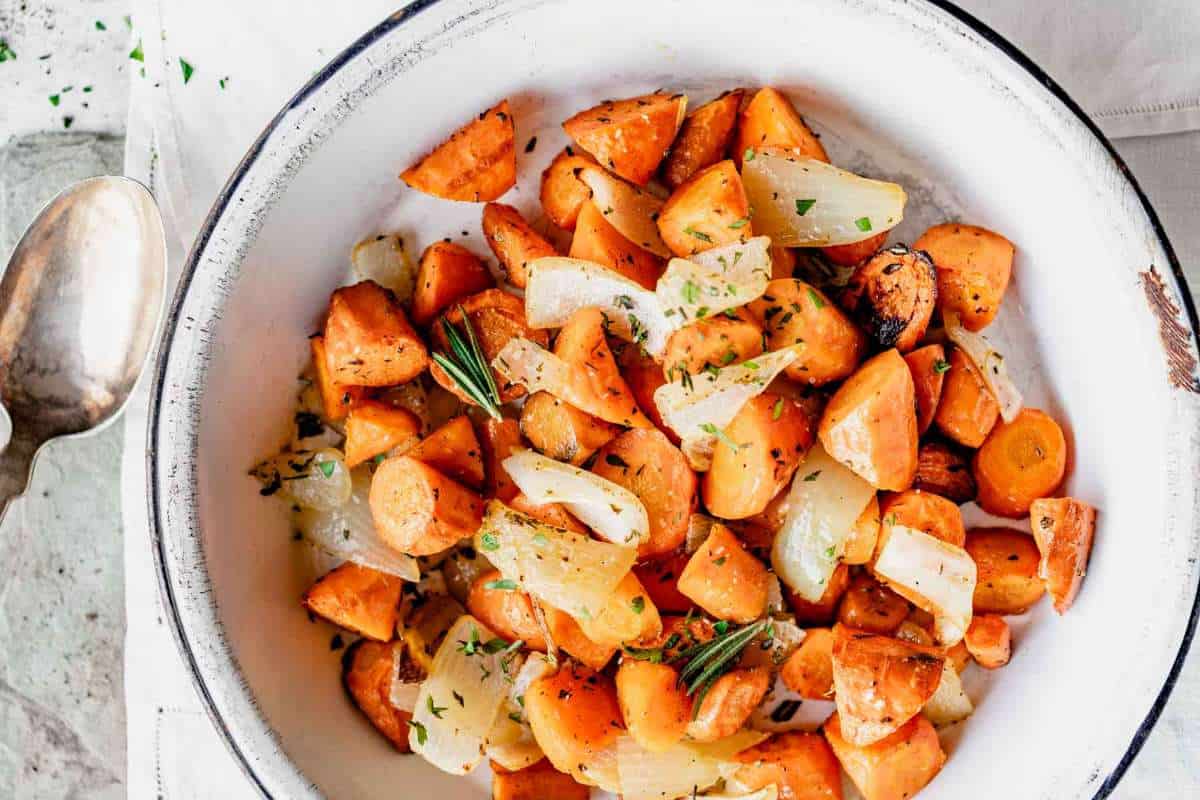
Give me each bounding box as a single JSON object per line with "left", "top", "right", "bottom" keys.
{"left": 712, "top": 556, "right": 727, "bottom": 567}
{"left": 854, "top": 216, "right": 873, "bottom": 232}
{"left": 721, "top": 350, "right": 738, "bottom": 366}
{"left": 684, "top": 226, "right": 713, "bottom": 243}
{"left": 803, "top": 470, "right": 821, "bottom": 482}
{"left": 932, "top": 358, "right": 951, "bottom": 374}
{"left": 62, "top": 116, "right": 74, "bottom": 129}
{"left": 452, "top": 690, "right": 465, "bottom": 706}
{"left": 824, "top": 546, "right": 836, "bottom": 558}
{"left": 795, "top": 198, "right": 816, "bottom": 216}
{"left": 682, "top": 280, "right": 700, "bottom": 305}
{"left": 480, "top": 532, "right": 500, "bottom": 551}
{"left": 179, "top": 57, "right": 195, "bottom": 84}
{"left": 219, "top": 76, "right": 229, "bottom": 90}
{"left": 713, "top": 620, "right": 730, "bottom": 635}
{"left": 0, "top": 40, "right": 16, "bottom": 62}
{"left": 743, "top": 148, "right": 755, "bottom": 162}
{"left": 742, "top": 360, "right": 760, "bottom": 370}
{"left": 630, "top": 596, "right": 646, "bottom": 614}
{"left": 317, "top": 461, "right": 336, "bottom": 478}
{"left": 699, "top": 422, "right": 742, "bottom": 453}
{"left": 95, "top": 20, "right": 108, "bottom": 31}
{"left": 484, "top": 579, "right": 518, "bottom": 591}
{"left": 49, "top": 94, "right": 60, "bottom": 106}
{"left": 772, "top": 397, "right": 785, "bottom": 421}
{"left": 427, "top": 696, "right": 447, "bottom": 719}
{"left": 129, "top": 40, "right": 144, "bottom": 62}
{"left": 807, "top": 287, "right": 826, "bottom": 310}
{"left": 728, "top": 216, "right": 751, "bottom": 230}
{"left": 531, "top": 533, "right": 549, "bottom": 547}
{"left": 407, "top": 719, "right": 428, "bottom": 746}
{"left": 82, "top": 85, "right": 93, "bottom": 93}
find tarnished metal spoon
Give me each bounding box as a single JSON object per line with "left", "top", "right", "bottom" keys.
{"left": 0, "top": 176, "right": 166, "bottom": 522}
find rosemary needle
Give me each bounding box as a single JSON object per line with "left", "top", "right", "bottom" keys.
{"left": 433, "top": 305, "right": 502, "bottom": 420}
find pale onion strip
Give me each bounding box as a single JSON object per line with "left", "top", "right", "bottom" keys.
{"left": 742, "top": 149, "right": 906, "bottom": 247}
{"left": 388, "top": 646, "right": 423, "bottom": 713}
{"left": 922, "top": 661, "right": 974, "bottom": 727}
{"left": 688, "top": 236, "right": 774, "bottom": 278}
{"left": 617, "top": 731, "right": 768, "bottom": 800}
{"left": 873, "top": 525, "right": 977, "bottom": 646}
{"left": 654, "top": 348, "right": 797, "bottom": 471}
{"left": 475, "top": 501, "right": 636, "bottom": 621}
{"left": 351, "top": 233, "right": 417, "bottom": 303}
{"left": 484, "top": 653, "right": 555, "bottom": 771}
{"left": 410, "top": 615, "right": 516, "bottom": 775}
{"left": 253, "top": 447, "right": 352, "bottom": 511}
{"left": 503, "top": 449, "right": 650, "bottom": 546}
{"left": 523, "top": 257, "right": 672, "bottom": 355}
{"left": 944, "top": 311, "right": 1024, "bottom": 423}
{"left": 294, "top": 466, "right": 419, "bottom": 581}
{"left": 656, "top": 237, "right": 773, "bottom": 323}
{"left": 579, "top": 166, "right": 671, "bottom": 257}
{"left": 771, "top": 444, "right": 876, "bottom": 602}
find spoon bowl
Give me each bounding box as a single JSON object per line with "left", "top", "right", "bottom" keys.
{"left": 0, "top": 176, "right": 166, "bottom": 517}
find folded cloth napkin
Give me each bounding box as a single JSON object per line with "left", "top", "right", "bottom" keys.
{"left": 120, "top": 0, "right": 1200, "bottom": 796}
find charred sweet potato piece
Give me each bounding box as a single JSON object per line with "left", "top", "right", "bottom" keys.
{"left": 539, "top": 147, "right": 597, "bottom": 231}
{"left": 406, "top": 415, "right": 485, "bottom": 490}
{"left": 632, "top": 550, "right": 694, "bottom": 614}
{"left": 838, "top": 576, "right": 909, "bottom": 635}
{"left": 877, "top": 489, "right": 965, "bottom": 550}
{"left": 552, "top": 308, "right": 653, "bottom": 428}
{"left": 324, "top": 281, "right": 429, "bottom": 386}
{"left": 735, "top": 732, "right": 844, "bottom": 800}
{"left": 973, "top": 408, "right": 1067, "bottom": 518}
{"left": 310, "top": 336, "right": 363, "bottom": 421}
{"left": 592, "top": 428, "right": 697, "bottom": 558}
{"left": 789, "top": 562, "right": 852, "bottom": 625}
{"left": 663, "top": 90, "right": 743, "bottom": 189}
{"left": 369, "top": 455, "right": 483, "bottom": 556}
{"left": 703, "top": 393, "right": 813, "bottom": 520}
{"left": 687, "top": 666, "right": 772, "bottom": 742}
{"left": 482, "top": 202, "right": 558, "bottom": 289}
{"left": 965, "top": 527, "right": 1045, "bottom": 614}
{"left": 411, "top": 241, "right": 495, "bottom": 327}
{"left": 964, "top": 614, "right": 1011, "bottom": 668}
{"left": 913, "top": 439, "right": 976, "bottom": 504}
{"left": 819, "top": 349, "right": 918, "bottom": 491}
{"left": 661, "top": 309, "right": 764, "bottom": 378}
{"left": 1030, "top": 497, "right": 1097, "bottom": 614}
{"left": 824, "top": 711, "right": 946, "bottom": 800}
{"left": 303, "top": 562, "right": 404, "bottom": 641}
{"left": 658, "top": 160, "right": 752, "bottom": 257}
{"left": 915, "top": 223, "right": 1015, "bottom": 332}
{"left": 524, "top": 663, "right": 623, "bottom": 779}
{"left": 520, "top": 390, "right": 620, "bottom": 466}
{"left": 466, "top": 569, "right": 548, "bottom": 650}
{"left": 904, "top": 344, "right": 947, "bottom": 435}
{"left": 616, "top": 658, "right": 692, "bottom": 752}
{"left": 750, "top": 279, "right": 867, "bottom": 386}
{"left": 491, "top": 759, "right": 589, "bottom": 800}
{"left": 401, "top": 99, "right": 515, "bottom": 201}
{"left": 734, "top": 87, "right": 828, "bottom": 168}
{"left": 841, "top": 244, "right": 937, "bottom": 353}
{"left": 830, "top": 625, "right": 945, "bottom": 746}
{"left": 342, "top": 639, "right": 420, "bottom": 751}
{"left": 781, "top": 627, "right": 836, "bottom": 700}
{"left": 563, "top": 93, "right": 688, "bottom": 185}
{"left": 934, "top": 347, "right": 999, "bottom": 448}
{"left": 429, "top": 289, "right": 547, "bottom": 405}
{"left": 569, "top": 200, "right": 664, "bottom": 289}
{"left": 822, "top": 230, "right": 888, "bottom": 267}
{"left": 678, "top": 523, "right": 770, "bottom": 623}
{"left": 343, "top": 400, "right": 423, "bottom": 467}
{"left": 478, "top": 417, "right": 525, "bottom": 503}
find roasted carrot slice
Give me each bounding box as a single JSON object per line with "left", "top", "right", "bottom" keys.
{"left": 324, "top": 281, "right": 429, "bottom": 386}
{"left": 749, "top": 279, "right": 867, "bottom": 386}
{"left": 539, "top": 147, "right": 597, "bottom": 231}
{"left": 933, "top": 347, "right": 999, "bottom": 448}
{"left": 491, "top": 759, "right": 589, "bottom": 800}
{"left": 369, "top": 455, "right": 483, "bottom": 556}
{"left": 661, "top": 309, "right": 764, "bottom": 379}
{"left": 302, "top": 562, "right": 403, "bottom": 642}
{"left": 406, "top": 415, "right": 485, "bottom": 490}
{"left": 818, "top": 349, "right": 918, "bottom": 490}
{"left": 400, "top": 99, "right": 515, "bottom": 202}
{"left": 1030, "top": 496, "right": 1097, "bottom": 614}
{"left": 822, "top": 230, "right": 888, "bottom": 267}
{"left": 568, "top": 200, "right": 664, "bottom": 289}
{"left": 837, "top": 575, "right": 909, "bottom": 635}
{"left": 552, "top": 308, "right": 653, "bottom": 428}
{"left": 632, "top": 550, "right": 694, "bottom": 614}
{"left": 965, "top": 527, "right": 1045, "bottom": 614}
{"left": 788, "top": 562, "right": 852, "bottom": 625}
{"left": 735, "top": 732, "right": 844, "bottom": 800}
{"left": 563, "top": 93, "right": 687, "bottom": 185}
{"left": 781, "top": 627, "right": 835, "bottom": 700}
{"left": 466, "top": 569, "right": 548, "bottom": 650}
{"left": 614, "top": 340, "right": 674, "bottom": 438}
{"left": 877, "top": 489, "right": 965, "bottom": 549}
{"left": 703, "top": 392, "right": 813, "bottom": 520}
{"left": 972, "top": 408, "right": 1067, "bottom": 517}
{"left": 678, "top": 523, "right": 769, "bottom": 623}
{"left": 687, "top": 666, "right": 771, "bottom": 742}
{"left": 343, "top": 639, "right": 420, "bottom": 751}
{"left": 482, "top": 202, "right": 558, "bottom": 289}
{"left": 591, "top": 428, "right": 697, "bottom": 558}
{"left": 657, "top": 160, "right": 752, "bottom": 257}
{"left": 520, "top": 390, "right": 620, "bottom": 466}
{"left": 477, "top": 417, "right": 525, "bottom": 503}
{"left": 903, "top": 344, "right": 947, "bottom": 435}
{"left": 840, "top": 244, "right": 937, "bottom": 353}
{"left": 343, "top": 399, "right": 423, "bottom": 467}
{"left": 734, "top": 87, "right": 828, "bottom": 167}
{"left": 524, "top": 662, "right": 623, "bottom": 780}
{"left": 913, "top": 439, "right": 976, "bottom": 504}
{"left": 662, "top": 90, "right": 743, "bottom": 189}
{"left": 616, "top": 658, "right": 691, "bottom": 752}
{"left": 915, "top": 222, "right": 1015, "bottom": 332}
{"left": 964, "top": 614, "right": 1011, "bottom": 668}
{"left": 411, "top": 241, "right": 495, "bottom": 327}
{"left": 824, "top": 711, "right": 946, "bottom": 800}
{"left": 310, "top": 336, "right": 363, "bottom": 421}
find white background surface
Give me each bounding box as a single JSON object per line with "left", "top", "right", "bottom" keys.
{"left": 0, "top": 0, "right": 1198, "bottom": 797}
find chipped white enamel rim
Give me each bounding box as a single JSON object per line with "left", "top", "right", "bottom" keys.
{"left": 148, "top": 1, "right": 1200, "bottom": 798}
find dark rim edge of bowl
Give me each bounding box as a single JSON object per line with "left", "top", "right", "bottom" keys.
{"left": 145, "top": 1, "right": 1200, "bottom": 798}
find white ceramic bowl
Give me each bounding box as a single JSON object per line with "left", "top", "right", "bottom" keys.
{"left": 149, "top": 1, "right": 1200, "bottom": 798}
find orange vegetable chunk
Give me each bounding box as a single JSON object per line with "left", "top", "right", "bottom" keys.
{"left": 915, "top": 222, "right": 1015, "bottom": 332}
{"left": 562, "top": 93, "right": 687, "bottom": 185}
{"left": 343, "top": 400, "right": 422, "bottom": 467}
{"left": 965, "top": 527, "right": 1045, "bottom": 614}
{"left": 466, "top": 569, "right": 548, "bottom": 650}
{"left": 400, "top": 99, "right": 515, "bottom": 201}
{"left": 552, "top": 307, "right": 653, "bottom": 428}
{"left": 324, "top": 281, "right": 428, "bottom": 386}
{"left": 903, "top": 344, "right": 947, "bottom": 435}
{"left": 822, "top": 230, "right": 888, "bottom": 267}
{"left": 569, "top": 200, "right": 664, "bottom": 289}
{"left": 677, "top": 523, "right": 769, "bottom": 623}
{"left": 343, "top": 639, "right": 420, "bottom": 751}
{"left": 964, "top": 614, "right": 1011, "bottom": 668}
{"left": 369, "top": 455, "right": 483, "bottom": 556}
{"left": 789, "top": 562, "right": 852, "bottom": 625}
{"left": 973, "top": 408, "right": 1067, "bottom": 517}
{"left": 824, "top": 711, "right": 946, "bottom": 800}
{"left": 539, "top": 147, "right": 597, "bottom": 231}
{"left": 934, "top": 347, "right": 999, "bottom": 448}
{"left": 478, "top": 417, "right": 525, "bottom": 503}
{"left": 520, "top": 390, "right": 620, "bottom": 466}
{"left": 658, "top": 160, "right": 752, "bottom": 257}
{"left": 734, "top": 87, "right": 828, "bottom": 167}
{"left": 1030, "top": 496, "right": 1097, "bottom": 613}
{"left": 302, "top": 562, "right": 403, "bottom": 642}
{"left": 735, "top": 731, "right": 845, "bottom": 800}
{"left": 616, "top": 658, "right": 691, "bottom": 752}
{"left": 837, "top": 575, "right": 909, "bottom": 635}
{"left": 482, "top": 202, "right": 558, "bottom": 289}
{"left": 411, "top": 241, "right": 495, "bottom": 327}
{"left": 662, "top": 90, "right": 743, "bottom": 189}
{"left": 781, "top": 627, "right": 835, "bottom": 700}
{"left": 687, "top": 666, "right": 771, "bottom": 742}
{"left": 406, "top": 415, "right": 485, "bottom": 490}
{"left": 491, "top": 759, "right": 589, "bottom": 800}
{"left": 524, "top": 662, "right": 623, "bottom": 781}
{"left": 749, "top": 279, "right": 867, "bottom": 386}
{"left": 309, "top": 336, "right": 362, "bottom": 421}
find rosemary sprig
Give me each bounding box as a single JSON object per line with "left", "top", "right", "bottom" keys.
{"left": 670, "top": 619, "right": 770, "bottom": 717}
{"left": 432, "top": 305, "right": 502, "bottom": 420}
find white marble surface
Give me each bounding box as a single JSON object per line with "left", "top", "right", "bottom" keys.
{"left": 0, "top": 0, "right": 1197, "bottom": 798}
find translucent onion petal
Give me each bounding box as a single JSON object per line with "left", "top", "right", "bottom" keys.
{"left": 656, "top": 237, "right": 773, "bottom": 323}
{"left": 503, "top": 449, "right": 650, "bottom": 546}
{"left": 351, "top": 233, "right": 417, "bottom": 303}
{"left": 873, "top": 525, "right": 977, "bottom": 646}
{"left": 617, "top": 730, "right": 767, "bottom": 800}
{"left": 579, "top": 166, "right": 672, "bottom": 258}
{"left": 485, "top": 654, "right": 555, "bottom": 771}
{"left": 742, "top": 149, "right": 906, "bottom": 247}
{"left": 771, "top": 444, "right": 875, "bottom": 602}
{"left": 922, "top": 661, "right": 974, "bottom": 727}
{"left": 943, "top": 311, "right": 1024, "bottom": 423}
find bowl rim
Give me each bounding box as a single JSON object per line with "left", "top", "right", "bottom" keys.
{"left": 146, "top": 0, "right": 1200, "bottom": 797}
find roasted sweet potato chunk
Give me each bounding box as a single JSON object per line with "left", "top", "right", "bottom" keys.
{"left": 520, "top": 390, "right": 620, "bottom": 466}
{"left": 904, "top": 344, "right": 947, "bottom": 435}
{"left": 830, "top": 625, "right": 945, "bottom": 746}
{"left": 616, "top": 658, "right": 691, "bottom": 752}
{"left": 678, "top": 523, "right": 769, "bottom": 623}
{"left": 973, "top": 408, "right": 1067, "bottom": 518}
{"left": 934, "top": 347, "right": 999, "bottom": 448}
{"left": 687, "top": 666, "right": 771, "bottom": 742}
{"left": 343, "top": 400, "right": 423, "bottom": 467}
{"left": 524, "top": 662, "right": 623, "bottom": 781}
{"left": 703, "top": 393, "right": 813, "bottom": 520}
{"left": 343, "top": 639, "right": 420, "bottom": 751}
{"left": 539, "top": 148, "right": 597, "bottom": 230}
{"left": 369, "top": 455, "right": 483, "bottom": 556}
{"left": 400, "top": 99, "right": 515, "bottom": 202}
{"left": 324, "top": 281, "right": 429, "bottom": 386}
{"left": 303, "top": 562, "right": 403, "bottom": 642}
{"left": 838, "top": 575, "right": 909, "bottom": 635}
{"left": 482, "top": 202, "right": 558, "bottom": 289}
{"left": 819, "top": 349, "right": 918, "bottom": 491}
{"left": 964, "top": 614, "right": 1011, "bottom": 668}
{"left": 915, "top": 223, "right": 1015, "bottom": 332}
{"left": 662, "top": 90, "right": 743, "bottom": 189}
{"left": 878, "top": 489, "right": 966, "bottom": 550}
{"left": 661, "top": 309, "right": 764, "bottom": 378}
{"left": 824, "top": 711, "right": 946, "bottom": 800}
{"left": 965, "top": 527, "right": 1045, "bottom": 614}
{"left": 310, "top": 336, "right": 362, "bottom": 421}
{"left": 822, "top": 230, "right": 888, "bottom": 267}
{"left": 540, "top": 602, "right": 618, "bottom": 670}
{"left": 466, "top": 569, "right": 548, "bottom": 650}
{"left": 632, "top": 550, "right": 694, "bottom": 614}
{"left": 781, "top": 627, "right": 835, "bottom": 700}
{"left": 491, "top": 759, "right": 589, "bottom": 800}
{"left": 840, "top": 245, "right": 937, "bottom": 353}
{"left": 592, "top": 428, "right": 697, "bottom": 558}
{"left": 658, "top": 160, "right": 752, "bottom": 257}
{"left": 913, "top": 439, "right": 976, "bottom": 504}
{"left": 563, "top": 93, "right": 687, "bottom": 185}
{"left": 569, "top": 200, "right": 664, "bottom": 289}
{"left": 613, "top": 339, "right": 674, "bottom": 437}
{"left": 789, "top": 562, "right": 852, "bottom": 625}
{"left": 734, "top": 87, "right": 828, "bottom": 167}
{"left": 735, "top": 732, "right": 844, "bottom": 800}
{"left": 406, "top": 415, "right": 485, "bottom": 490}
{"left": 844, "top": 494, "right": 881, "bottom": 565}
{"left": 478, "top": 417, "right": 525, "bottom": 503}
{"left": 508, "top": 492, "right": 588, "bottom": 534}
{"left": 552, "top": 308, "right": 653, "bottom": 428}
{"left": 411, "top": 241, "right": 495, "bottom": 327}
{"left": 750, "top": 279, "right": 867, "bottom": 386}
{"left": 577, "top": 571, "right": 662, "bottom": 648}
{"left": 1030, "top": 497, "right": 1097, "bottom": 614}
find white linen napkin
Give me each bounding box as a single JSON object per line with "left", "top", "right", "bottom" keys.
{"left": 120, "top": 1, "right": 1200, "bottom": 796}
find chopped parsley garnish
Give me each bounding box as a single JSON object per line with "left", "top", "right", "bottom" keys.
{"left": 854, "top": 216, "right": 873, "bottom": 232}
{"left": 317, "top": 461, "right": 336, "bottom": 478}
{"left": 614, "top": 295, "right": 634, "bottom": 309}
{"left": 721, "top": 350, "right": 738, "bottom": 366}
{"left": 179, "top": 58, "right": 195, "bottom": 84}
{"left": 0, "top": 40, "right": 16, "bottom": 62}
{"left": 772, "top": 396, "right": 785, "bottom": 420}
{"left": 480, "top": 532, "right": 500, "bottom": 551}
{"left": 803, "top": 470, "right": 821, "bottom": 482}
{"left": 484, "top": 579, "right": 518, "bottom": 591}
{"left": 713, "top": 620, "right": 730, "bottom": 635}
{"left": 700, "top": 422, "right": 742, "bottom": 453}
{"left": 684, "top": 226, "right": 713, "bottom": 243}
{"left": 795, "top": 198, "right": 816, "bottom": 216}
{"left": 807, "top": 287, "right": 826, "bottom": 309}
{"left": 95, "top": 20, "right": 108, "bottom": 30}
{"left": 49, "top": 94, "right": 60, "bottom": 106}
{"left": 630, "top": 596, "right": 646, "bottom": 614}
{"left": 825, "top": 546, "right": 836, "bottom": 558}
{"left": 531, "top": 533, "right": 548, "bottom": 547}
{"left": 728, "top": 216, "right": 751, "bottom": 229}
{"left": 129, "top": 40, "right": 144, "bottom": 62}
{"left": 932, "top": 359, "right": 951, "bottom": 374}
{"left": 407, "top": 719, "right": 428, "bottom": 746}
{"left": 682, "top": 280, "right": 700, "bottom": 304}
{"left": 219, "top": 76, "right": 229, "bottom": 90}
{"left": 742, "top": 360, "right": 760, "bottom": 370}
{"left": 427, "top": 696, "right": 447, "bottom": 719}
{"left": 743, "top": 148, "right": 755, "bottom": 162}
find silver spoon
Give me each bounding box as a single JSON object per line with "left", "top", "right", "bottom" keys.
{"left": 0, "top": 176, "right": 166, "bottom": 522}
